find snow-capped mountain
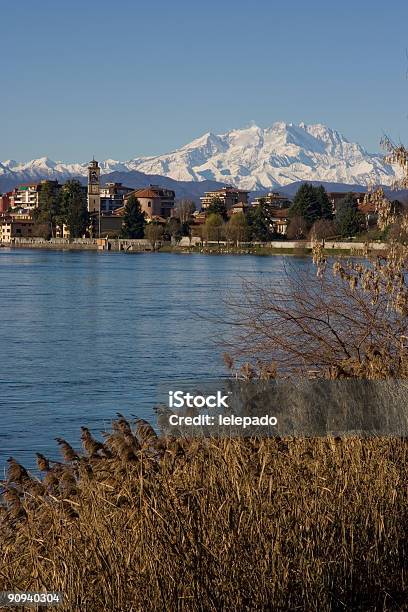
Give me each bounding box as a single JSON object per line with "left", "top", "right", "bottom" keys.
{"left": 0, "top": 122, "right": 401, "bottom": 192}
{"left": 127, "top": 122, "right": 400, "bottom": 190}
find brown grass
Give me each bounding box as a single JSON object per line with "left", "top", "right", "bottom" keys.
{"left": 1, "top": 421, "right": 407, "bottom": 611}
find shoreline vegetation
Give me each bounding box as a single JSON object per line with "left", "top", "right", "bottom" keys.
{"left": 1, "top": 419, "right": 407, "bottom": 611}
{"left": 0, "top": 237, "right": 388, "bottom": 257}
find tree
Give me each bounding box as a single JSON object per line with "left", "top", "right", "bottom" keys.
{"left": 60, "top": 180, "right": 88, "bottom": 238}
{"left": 175, "top": 199, "right": 196, "bottom": 224}
{"left": 33, "top": 181, "right": 61, "bottom": 238}
{"left": 225, "top": 254, "right": 408, "bottom": 379}
{"left": 286, "top": 215, "right": 308, "bottom": 239}
{"left": 206, "top": 197, "right": 228, "bottom": 221}
{"left": 315, "top": 185, "right": 333, "bottom": 220}
{"left": 121, "top": 195, "right": 145, "bottom": 239}
{"left": 247, "top": 199, "right": 275, "bottom": 241}
{"left": 204, "top": 213, "right": 224, "bottom": 243}
{"left": 391, "top": 199, "right": 404, "bottom": 216}
{"left": 145, "top": 222, "right": 164, "bottom": 250}
{"left": 226, "top": 212, "right": 249, "bottom": 245}
{"left": 387, "top": 214, "right": 408, "bottom": 245}
{"left": 180, "top": 221, "right": 191, "bottom": 237}
{"left": 289, "top": 183, "right": 333, "bottom": 226}
{"left": 335, "top": 193, "right": 364, "bottom": 238}
{"left": 309, "top": 219, "right": 336, "bottom": 240}
{"left": 165, "top": 217, "right": 182, "bottom": 241}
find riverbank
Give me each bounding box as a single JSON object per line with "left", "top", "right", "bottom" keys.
{"left": 1, "top": 236, "right": 388, "bottom": 256}
{"left": 0, "top": 237, "right": 153, "bottom": 252}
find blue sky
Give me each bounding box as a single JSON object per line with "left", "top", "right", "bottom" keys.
{"left": 1, "top": 0, "right": 408, "bottom": 161}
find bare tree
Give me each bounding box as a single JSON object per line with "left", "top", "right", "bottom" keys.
{"left": 175, "top": 199, "right": 196, "bottom": 224}
{"left": 145, "top": 223, "right": 164, "bottom": 250}
{"left": 223, "top": 137, "right": 408, "bottom": 380}
{"left": 286, "top": 216, "right": 308, "bottom": 239}
{"left": 224, "top": 243, "right": 408, "bottom": 379}
{"left": 309, "top": 219, "right": 336, "bottom": 240}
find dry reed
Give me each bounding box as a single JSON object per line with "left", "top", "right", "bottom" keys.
{"left": 1, "top": 418, "right": 407, "bottom": 611}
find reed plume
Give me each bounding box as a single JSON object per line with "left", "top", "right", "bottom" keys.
{"left": 0, "top": 428, "right": 407, "bottom": 612}
{"left": 55, "top": 437, "right": 80, "bottom": 462}
{"left": 80, "top": 427, "right": 111, "bottom": 458}
{"left": 36, "top": 452, "right": 50, "bottom": 472}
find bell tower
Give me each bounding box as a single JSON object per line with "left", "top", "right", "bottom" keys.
{"left": 87, "top": 158, "right": 100, "bottom": 213}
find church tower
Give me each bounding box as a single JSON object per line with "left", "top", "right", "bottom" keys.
{"left": 87, "top": 158, "right": 100, "bottom": 213}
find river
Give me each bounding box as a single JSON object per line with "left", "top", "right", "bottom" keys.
{"left": 0, "top": 248, "right": 310, "bottom": 471}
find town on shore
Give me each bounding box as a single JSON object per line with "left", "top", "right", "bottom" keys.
{"left": 1, "top": 158, "right": 406, "bottom": 251}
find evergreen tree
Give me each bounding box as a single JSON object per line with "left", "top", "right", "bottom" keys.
{"left": 247, "top": 199, "right": 275, "bottom": 241}
{"left": 60, "top": 180, "right": 88, "bottom": 238}
{"left": 180, "top": 221, "right": 191, "bottom": 237}
{"left": 289, "top": 183, "right": 318, "bottom": 224}
{"left": 121, "top": 195, "right": 145, "bottom": 239}
{"left": 206, "top": 197, "right": 228, "bottom": 220}
{"left": 335, "top": 193, "right": 364, "bottom": 238}
{"left": 315, "top": 185, "right": 333, "bottom": 219}
{"left": 33, "top": 181, "right": 61, "bottom": 238}
{"left": 289, "top": 183, "right": 333, "bottom": 225}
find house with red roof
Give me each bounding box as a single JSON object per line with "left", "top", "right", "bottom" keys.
{"left": 122, "top": 185, "right": 175, "bottom": 220}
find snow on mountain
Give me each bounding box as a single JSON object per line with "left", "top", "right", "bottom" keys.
{"left": 0, "top": 157, "right": 86, "bottom": 183}
{"left": 127, "top": 122, "right": 400, "bottom": 190}
{"left": 0, "top": 122, "right": 401, "bottom": 191}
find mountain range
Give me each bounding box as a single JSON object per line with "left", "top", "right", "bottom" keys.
{"left": 0, "top": 122, "right": 402, "bottom": 199}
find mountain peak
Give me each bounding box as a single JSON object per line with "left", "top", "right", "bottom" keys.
{"left": 0, "top": 121, "right": 401, "bottom": 192}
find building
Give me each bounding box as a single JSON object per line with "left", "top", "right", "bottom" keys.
{"left": 123, "top": 185, "right": 175, "bottom": 219}
{"left": 87, "top": 159, "right": 101, "bottom": 214}
{"left": 251, "top": 191, "right": 292, "bottom": 209}
{"left": 98, "top": 214, "right": 124, "bottom": 237}
{"left": 11, "top": 180, "right": 60, "bottom": 210}
{"left": 328, "top": 191, "right": 366, "bottom": 213}
{"left": 358, "top": 200, "right": 378, "bottom": 228}
{"left": 229, "top": 202, "right": 249, "bottom": 215}
{"left": 8, "top": 208, "right": 33, "bottom": 220}
{"left": 269, "top": 208, "right": 290, "bottom": 235}
{"left": 100, "top": 182, "right": 134, "bottom": 213}
{"left": 200, "top": 186, "right": 249, "bottom": 211}
{"left": 0, "top": 192, "right": 13, "bottom": 213}
{"left": 0, "top": 218, "right": 45, "bottom": 243}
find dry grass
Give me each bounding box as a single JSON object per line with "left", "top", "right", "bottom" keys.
{"left": 1, "top": 418, "right": 407, "bottom": 611}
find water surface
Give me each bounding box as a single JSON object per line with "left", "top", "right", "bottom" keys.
{"left": 0, "top": 249, "right": 309, "bottom": 470}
